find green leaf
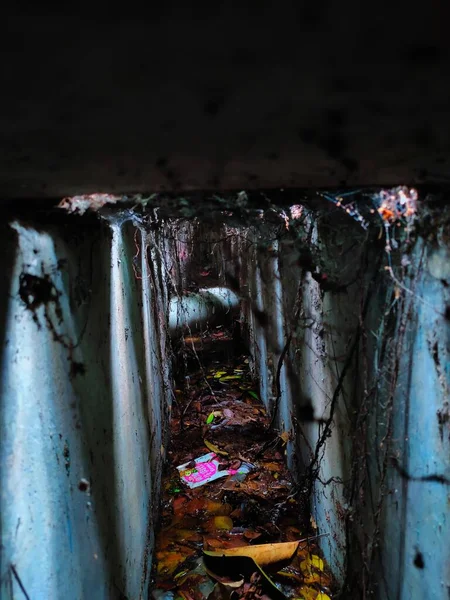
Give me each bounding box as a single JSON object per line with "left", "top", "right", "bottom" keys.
{"left": 206, "top": 411, "right": 222, "bottom": 424}
{"left": 247, "top": 390, "right": 259, "bottom": 400}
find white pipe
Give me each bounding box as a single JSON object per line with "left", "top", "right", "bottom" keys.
{"left": 169, "top": 287, "right": 240, "bottom": 334}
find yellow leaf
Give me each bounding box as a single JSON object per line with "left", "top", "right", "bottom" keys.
{"left": 280, "top": 431, "right": 290, "bottom": 445}
{"left": 156, "top": 551, "right": 187, "bottom": 576}
{"left": 316, "top": 594, "right": 331, "bottom": 600}
{"left": 214, "top": 516, "right": 233, "bottom": 530}
{"left": 204, "top": 439, "right": 229, "bottom": 456}
{"left": 204, "top": 500, "right": 232, "bottom": 516}
{"left": 174, "top": 570, "right": 188, "bottom": 580}
{"left": 294, "top": 587, "right": 318, "bottom": 600}
{"left": 219, "top": 375, "right": 242, "bottom": 382}
{"left": 275, "top": 570, "right": 303, "bottom": 584}
{"left": 300, "top": 553, "right": 324, "bottom": 573}
{"left": 303, "top": 572, "right": 322, "bottom": 584}
{"left": 204, "top": 539, "right": 301, "bottom": 567}
{"left": 214, "top": 371, "right": 227, "bottom": 378}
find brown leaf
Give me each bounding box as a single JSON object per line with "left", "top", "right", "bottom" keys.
{"left": 203, "top": 539, "right": 301, "bottom": 568}
{"left": 156, "top": 551, "right": 188, "bottom": 576}
{"left": 184, "top": 498, "right": 206, "bottom": 514}
{"left": 204, "top": 500, "right": 233, "bottom": 516}
{"left": 173, "top": 495, "right": 189, "bottom": 514}
{"left": 205, "top": 566, "right": 244, "bottom": 588}
{"left": 243, "top": 530, "right": 262, "bottom": 542}
{"left": 261, "top": 462, "right": 282, "bottom": 473}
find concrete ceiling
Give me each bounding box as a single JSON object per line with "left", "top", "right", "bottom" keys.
{"left": 1, "top": 4, "right": 450, "bottom": 200}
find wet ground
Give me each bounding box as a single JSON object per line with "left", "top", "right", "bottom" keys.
{"left": 151, "top": 329, "right": 335, "bottom": 600}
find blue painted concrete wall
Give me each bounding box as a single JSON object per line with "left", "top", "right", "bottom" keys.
{"left": 368, "top": 238, "right": 450, "bottom": 599}
{"left": 237, "top": 218, "right": 450, "bottom": 598}
{"left": 1, "top": 212, "right": 448, "bottom": 599}
{"left": 0, "top": 217, "right": 172, "bottom": 599}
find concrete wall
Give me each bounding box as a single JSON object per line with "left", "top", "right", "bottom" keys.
{"left": 1, "top": 209, "right": 448, "bottom": 599}
{"left": 2, "top": 7, "right": 450, "bottom": 198}
{"left": 235, "top": 215, "right": 371, "bottom": 582}
{"left": 234, "top": 212, "right": 450, "bottom": 598}
{"left": 361, "top": 236, "right": 450, "bottom": 599}
{"left": 0, "top": 215, "right": 172, "bottom": 600}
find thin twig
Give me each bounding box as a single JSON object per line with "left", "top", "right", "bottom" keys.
{"left": 269, "top": 332, "right": 294, "bottom": 430}
{"left": 269, "top": 269, "right": 306, "bottom": 430}
{"left": 10, "top": 565, "right": 30, "bottom": 600}
{"left": 391, "top": 457, "right": 450, "bottom": 485}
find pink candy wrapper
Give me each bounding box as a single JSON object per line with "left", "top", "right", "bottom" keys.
{"left": 177, "top": 452, "right": 251, "bottom": 489}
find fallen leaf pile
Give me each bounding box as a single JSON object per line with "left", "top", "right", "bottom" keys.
{"left": 151, "top": 338, "right": 335, "bottom": 600}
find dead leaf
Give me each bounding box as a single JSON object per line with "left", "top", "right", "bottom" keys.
{"left": 303, "top": 572, "right": 323, "bottom": 584}
{"left": 296, "top": 586, "right": 320, "bottom": 600}
{"left": 173, "top": 496, "right": 189, "bottom": 514}
{"left": 207, "top": 582, "right": 238, "bottom": 600}
{"left": 203, "top": 552, "right": 287, "bottom": 600}
{"left": 279, "top": 431, "right": 290, "bottom": 445}
{"left": 214, "top": 371, "right": 227, "bottom": 379}
{"left": 204, "top": 500, "right": 232, "bottom": 516}
{"left": 184, "top": 498, "right": 206, "bottom": 514}
{"left": 300, "top": 554, "right": 324, "bottom": 573}
{"left": 204, "top": 537, "right": 227, "bottom": 549}
{"left": 204, "top": 567, "right": 244, "bottom": 588}
{"left": 173, "top": 529, "right": 203, "bottom": 543}
{"left": 203, "top": 539, "right": 301, "bottom": 568}
{"left": 204, "top": 440, "right": 229, "bottom": 456}
{"left": 274, "top": 568, "right": 303, "bottom": 584}
{"left": 213, "top": 516, "right": 234, "bottom": 531}
{"left": 229, "top": 508, "right": 244, "bottom": 519}
{"left": 243, "top": 529, "right": 262, "bottom": 542}
{"left": 262, "top": 462, "right": 282, "bottom": 472}
{"left": 156, "top": 551, "right": 188, "bottom": 576}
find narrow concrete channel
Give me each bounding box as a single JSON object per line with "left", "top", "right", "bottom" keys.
{"left": 1, "top": 190, "right": 449, "bottom": 599}
{"left": 151, "top": 324, "right": 335, "bottom": 599}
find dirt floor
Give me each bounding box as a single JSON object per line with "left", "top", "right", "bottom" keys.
{"left": 151, "top": 329, "right": 335, "bottom": 600}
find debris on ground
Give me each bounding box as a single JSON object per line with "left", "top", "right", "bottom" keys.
{"left": 151, "top": 336, "right": 335, "bottom": 600}
{"left": 177, "top": 452, "right": 253, "bottom": 489}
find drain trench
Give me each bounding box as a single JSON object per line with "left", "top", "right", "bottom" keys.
{"left": 151, "top": 324, "right": 335, "bottom": 599}
{"left": 1, "top": 190, "right": 449, "bottom": 600}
